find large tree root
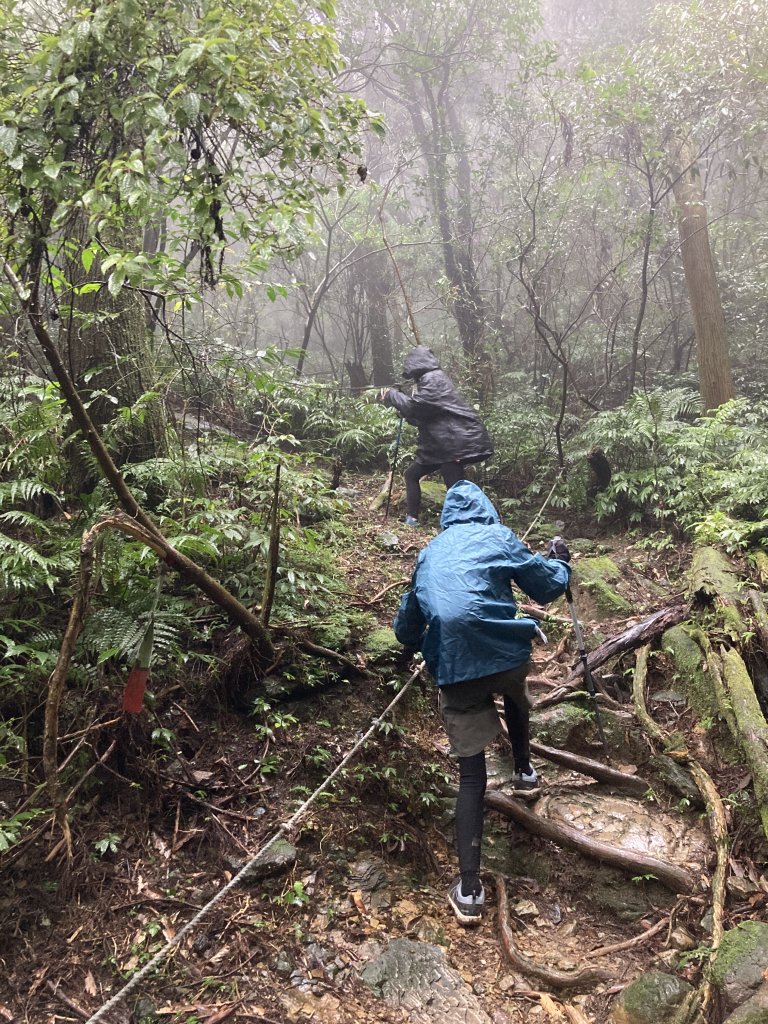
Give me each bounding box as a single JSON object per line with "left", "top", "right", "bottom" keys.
{"left": 495, "top": 874, "right": 612, "bottom": 991}
{"left": 529, "top": 740, "right": 651, "bottom": 795}
{"left": 632, "top": 644, "right": 728, "bottom": 1019}
{"left": 485, "top": 790, "right": 695, "bottom": 893}
{"left": 720, "top": 646, "right": 768, "bottom": 841}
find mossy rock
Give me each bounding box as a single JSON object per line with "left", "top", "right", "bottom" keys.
{"left": 573, "top": 556, "right": 632, "bottom": 616}
{"left": 532, "top": 702, "right": 594, "bottom": 752}
{"left": 610, "top": 971, "right": 693, "bottom": 1024}
{"left": 650, "top": 755, "right": 704, "bottom": 809}
{"left": 420, "top": 478, "right": 448, "bottom": 510}
{"left": 362, "top": 627, "right": 402, "bottom": 662}
{"left": 722, "top": 983, "right": 768, "bottom": 1024}
{"left": 482, "top": 818, "right": 552, "bottom": 882}
{"left": 711, "top": 921, "right": 768, "bottom": 1010}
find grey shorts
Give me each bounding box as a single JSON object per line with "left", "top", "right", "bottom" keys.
{"left": 438, "top": 663, "right": 531, "bottom": 758}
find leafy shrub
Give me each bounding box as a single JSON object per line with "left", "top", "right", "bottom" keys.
{"left": 569, "top": 391, "right": 768, "bottom": 548}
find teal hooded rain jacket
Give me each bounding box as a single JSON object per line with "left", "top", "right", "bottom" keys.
{"left": 393, "top": 481, "right": 571, "bottom": 686}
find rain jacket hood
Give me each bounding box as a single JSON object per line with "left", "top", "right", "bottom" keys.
{"left": 403, "top": 346, "right": 440, "bottom": 379}
{"left": 440, "top": 480, "right": 499, "bottom": 528}
{"left": 394, "top": 484, "right": 570, "bottom": 686}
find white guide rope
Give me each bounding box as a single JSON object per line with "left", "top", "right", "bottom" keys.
{"left": 85, "top": 663, "right": 424, "bottom": 1024}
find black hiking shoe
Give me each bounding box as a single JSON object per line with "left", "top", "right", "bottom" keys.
{"left": 447, "top": 877, "right": 485, "bottom": 926}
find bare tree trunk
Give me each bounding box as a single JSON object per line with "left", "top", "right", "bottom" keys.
{"left": 361, "top": 249, "right": 396, "bottom": 387}
{"left": 410, "top": 84, "right": 487, "bottom": 376}
{"left": 671, "top": 145, "right": 734, "bottom": 411}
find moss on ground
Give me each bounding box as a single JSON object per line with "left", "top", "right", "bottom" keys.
{"left": 362, "top": 627, "right": 401, "bottom": 662}
{"left": 662, "top": 624, "right": 719, "bottom": 719}
{"left": 573, "top": 555, "right": 632, "bottom": 615}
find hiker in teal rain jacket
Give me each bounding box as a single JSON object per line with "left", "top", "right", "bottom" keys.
{"left": 393, "top": 480, "right": 571, "bottom": 926}
{"left": 394, "top": 480, "right": 569, "bottom": 685}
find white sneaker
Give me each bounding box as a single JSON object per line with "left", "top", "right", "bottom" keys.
{"left": 447, "top": 877, "right": 485, "bottom": 926}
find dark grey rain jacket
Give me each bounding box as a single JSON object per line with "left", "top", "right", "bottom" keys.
{"left": 382, "top": 347, "right": 493, "bottom": 465}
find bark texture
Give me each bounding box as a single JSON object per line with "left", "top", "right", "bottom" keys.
{"left": 671, "top": 145, "right": 734, "bottom": 411}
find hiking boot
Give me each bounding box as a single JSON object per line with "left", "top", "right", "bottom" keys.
{"left": 512, "top": 767, "right": 539, "bottom": 791}
{"left": 447, "top": 877, "right": 485, "bottom": 926}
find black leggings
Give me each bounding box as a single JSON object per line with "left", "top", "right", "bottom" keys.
{"left": 455, "top": 696, "right": 532, "bottom": 890}
{"left": 404, "top": 461, "right": 465, "bottom": 518}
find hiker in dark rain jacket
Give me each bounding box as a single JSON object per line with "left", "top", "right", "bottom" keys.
{"left": 381, "top": 347, "right": 492, "bottom": 525}
{"left": 393, "top": 480, "right": 571, "bottom": 925}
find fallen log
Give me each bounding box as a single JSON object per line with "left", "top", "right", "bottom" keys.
{"left": 720, "top": 646, "right": 768, "bottom": 842}
{"left": 561, "top": 602, "right": 688, "bottom": 686}
{"left": 485, "top": 790, "right": 696, "bottom": 894}
{"left": 529, "top": 741, "right": 651, "bottom": 795}
{"left": 495, "top": 874, "right": 612, "bottom": 991}
{"left": 747, "top": 589, "right": 768, "bottom": 655}
{"left": 689, "top": 546, "right": 746, "bottom": 638}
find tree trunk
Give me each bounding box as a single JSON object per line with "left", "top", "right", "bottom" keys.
{"left": 671, "top": 145, "right": 734, "bottom": 411}
{"left": 63, "top": 218, "right": 165, "bottom": 466}
{"left": 410, "top": 85, "right": 487, "bottom": 376}
{"left": 360, "top": 249, "right": 396, "bottom": 387}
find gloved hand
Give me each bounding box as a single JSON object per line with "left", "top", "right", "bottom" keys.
{"left": 547, "top": 536, "right": 571, "bottom": 563}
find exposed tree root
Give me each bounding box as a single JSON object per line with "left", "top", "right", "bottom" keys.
{"left": 529, "top": 741, "right": 651, "bottom": 795}
{"left": 485, "top": 790, "right": 695, "bottom": 893}
{"left": 495, "top": 874, "right": 612, "bottom": 991}
{"left": 632, "top": 643, "right": 728, "bottom": 1019}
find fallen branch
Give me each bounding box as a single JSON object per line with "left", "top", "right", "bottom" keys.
{"left": 352, "top": 578, "right": 409, "bottom": 606}
{"left": 585, "top": 903, "right": 681, "bottom": 959}
{"left": 495, "top": 874, "right": 612, "bottom": 991}
{"left": 562, "top": 603, "right": 688, "bottom": 686}
{"left": 45, "top": 980, "right": 89, "bottom": 1021}
{"left": 529, "top": 741, "right": 651, "bottom": 795}
{"left": 270, "top": 629, "right": 361, "bottom": 672}
{"left": 485, "top": 790, "right": 695, "bottom": 893}
{"left": 519, "top": 603, "right": 572, "bottom": 625}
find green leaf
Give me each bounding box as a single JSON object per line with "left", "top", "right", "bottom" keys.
{"left": 107, "top": 268, "right": 126, "bottom": 296}
{"left": 81, "top": 248, "right": 96, "bottom": 273}
{"left": 0, "top": 125, "right": 18, "bottom": 157}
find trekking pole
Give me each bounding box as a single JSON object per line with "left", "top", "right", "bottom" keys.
{"left": 563, "top": 578, "right": 611, "bottom": 760}
{"left": 384, "top": 413, "right": 403, "bottom": 521}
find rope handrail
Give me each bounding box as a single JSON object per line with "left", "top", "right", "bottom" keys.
{"left": 84, "top": 662, "right": 425, "bottom": 1024}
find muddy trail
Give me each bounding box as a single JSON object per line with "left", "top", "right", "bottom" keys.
{"left": 2, "top": 475, "right": 768, "bottom": 1024}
